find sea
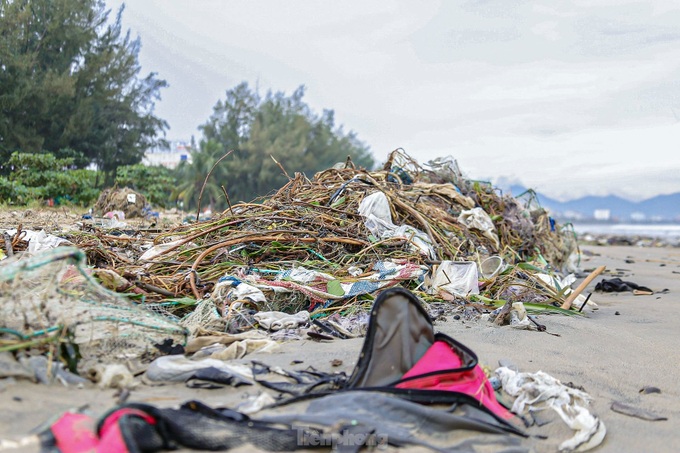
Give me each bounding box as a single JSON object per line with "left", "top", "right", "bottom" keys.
{"left": 571, "top": 223, "right": 680, "bottom": 239}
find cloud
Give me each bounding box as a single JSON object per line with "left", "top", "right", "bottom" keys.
{"left": 105, "top": 0, "right": 680, "bottom": 200}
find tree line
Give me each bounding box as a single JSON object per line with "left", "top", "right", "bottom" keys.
{"left": 0, "top": 0, "right": 374, "bottom": 210}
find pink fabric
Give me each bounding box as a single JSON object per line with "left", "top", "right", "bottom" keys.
{"left": 49, "top": 408, "right": 156, "bottom": 452}
{"left": 50, "top": 412, "right": 99, "bottom": 452}
{"left": 395, "top": 340, "right": 514, "bottom": 420}
{"left": 98, "top": 408, "right": 156, "bottom": 453}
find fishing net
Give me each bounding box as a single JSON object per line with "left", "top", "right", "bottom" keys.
{"left": 0, "top": 247, "right": 186, "bottom": 369}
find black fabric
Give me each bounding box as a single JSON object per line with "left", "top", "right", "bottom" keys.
{"left": 185, "top": 366, "right": 252, "bottom": 389}
{"left": 96, "top": 395, "right": 528, "bottom": 453}
{"left": 119, "top": 416, "right": 167, "bottom": 453}
{"left": 595, "top": 278, "right": 653, "bottom": 293}
{"left": 259, "top": 391, "right": 529, "bottom": 452}
{"left": 253, "top": 361, "right": 346, "bottom": 396}
{"left": 96, "top": 401, "right": 327, "bottom": 452}
{"left": 346, "top": 286, "right": 435, "bottom": 388}
{"left": 37, "top": 430, "right": 60, "bottom": 453}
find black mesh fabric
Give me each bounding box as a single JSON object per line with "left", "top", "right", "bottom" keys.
{"left": 97, "top": 394, "right": 528, "bottom": 453}
{"left": 102, "top": 401, "right": 325, "bottom": 452}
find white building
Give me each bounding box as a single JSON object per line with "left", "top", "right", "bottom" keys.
{"left": 593, "top": 209, "right": 611, "bottom": 221}
{"left": 143, "top": 140, "right": 194, "bottom": 169}
{"left": 630, "top": 212, "right": 646, "bottom": 222}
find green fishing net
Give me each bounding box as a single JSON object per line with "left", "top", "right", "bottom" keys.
{"left": 0, "top": 247, "right": 186, "bottom": 368}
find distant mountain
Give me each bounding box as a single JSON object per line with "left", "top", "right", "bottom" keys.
{"left": 506, "top": 185, "right": 680, "bottom": 222}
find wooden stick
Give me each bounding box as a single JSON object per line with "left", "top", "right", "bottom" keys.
{"left": 221, "top": 185, "right": 234, "bottom": 216}
{"left": 196, "top": 150, "right": 233, "bottom": 222}
{"left": 3, "top": 233, "right": 13, "bottom": 257}
{"left": 561, "top": 265, "right": 606, "bottom": 310}
{"left": 270, "top": 155, "right": 291, "bottom": 180}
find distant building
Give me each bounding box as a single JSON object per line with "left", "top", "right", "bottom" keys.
{"left": 593, "top": 209, "right": 611, "bottom": 221}
{"left": 143, "top": 140, "right": 194, "bottom": 168}
{"left": 630, "top": 212, "right": 646, "bottom": 222}
{"left": 562, "top": 210, "right": 585, "bottom": 221}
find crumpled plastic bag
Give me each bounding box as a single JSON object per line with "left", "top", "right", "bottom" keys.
{"left": 357, "top": 191, "right": 393, "bottom": 235}
{"left": 236, "top": 392, "right": 278, "bottom": 415}
{"left": 509, "top": 302, "right": 532, "bottom": 329}
{"left": 495, "top": 366, "right": 606, "bottom": 452}
{"left": 143, "top": 355, "right": 253, "bottom": 385}
{"left": 358, "top": 191, "right": 435, "bottom": 258}
{"left": 458, "top": 207, "right": 500, "bottom": 249}
{"left": 4, "top": 229, "right": 71, "bottom": 253}
{"left": 213, "top": 276, "right": 267, "bottom": 305}
{"left": 254, "top": 310, "right": 310, "bottom": 331}
{"left": 140, "top": 239, "right": 195, "bottom": 261}
{"left": 279, "top": 266, "right": 335, "bottom": 284}
{"left": 427, "top": 261, "right": 479, "bottom": 297}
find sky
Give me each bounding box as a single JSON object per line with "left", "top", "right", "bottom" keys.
{"left": 105, "top": 0, "right": 680, "bottom": 201}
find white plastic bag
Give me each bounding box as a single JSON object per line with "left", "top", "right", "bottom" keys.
{"left": 429, "top": 261, "right": 479, "bottom": 297}
{"left": 358, "top": 191, "right": 396, "bottom": 238}
{"left": 358, "top": 192, "right": 435, "bottom": 258}
{"left": 140, "top": 239, "right": 195, "bottom": 261}
{"left": 458, "top": 207, "right": 500, "bottom": 249}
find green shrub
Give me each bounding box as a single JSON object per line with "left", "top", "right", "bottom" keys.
{"left": 3, "top": 152, "right": 99, "bottom": 206}
{"left": 0, "top": 177, "right": 32, "bottom": 205}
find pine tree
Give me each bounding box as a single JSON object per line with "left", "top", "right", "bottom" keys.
{"left": 184, "top": 82, "right": 374, "bottom": 209}
{"left": 0, "top": 0, "right": 167, "bottom": 181}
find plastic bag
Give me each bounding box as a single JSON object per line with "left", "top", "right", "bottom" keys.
{"left": 359, "top": 192, "right": 435, "bottom": 258}
{"left": 458, "top": 207, "right": 500, "bottom": 249}
{"left": 429, "top": 261, "right": 479, "bottom": 297}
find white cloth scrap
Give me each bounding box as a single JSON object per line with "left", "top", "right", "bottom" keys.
{"left": 213, "top": 277, "right": 267, "bottom": 305}
{"left": 254, "top": 310, "right": 310, "bottom": 331}
{"left": 495, "top": 367, "right": 606, "bottom": 452}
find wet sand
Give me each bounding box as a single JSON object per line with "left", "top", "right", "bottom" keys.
{"left": 1, "top": 245, "right": 678, "bottom": 452}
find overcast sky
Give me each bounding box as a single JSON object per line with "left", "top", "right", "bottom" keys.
{"left": 105, "top": 0, "right": 680, "bottom": 201}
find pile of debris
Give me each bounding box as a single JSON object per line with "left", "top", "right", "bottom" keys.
{"left": 59, "top": 151, "right": 583, "bottom": 328}
{"left": 0, "top": 150, "right": 612, "bottom": 452}
{"left": 93, "top": 186, "right": 148, "bottom": 219}
{"left": 1, "top": 150, "right": 589, "bottom": 359}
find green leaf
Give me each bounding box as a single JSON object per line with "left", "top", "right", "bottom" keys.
{"left": 521, "top": 302, "right": 583, "bottom": 316}
{"left": 517, "top": 262, "right": 547, "bottom": 273}
{"left": 163, "top": 297, "right": 198, "bottom": 306}
{"left": 326, "top": 280, "right": 345, "bottom": 296}
{"left": 481, "top": 298, "right": 583, "bottom": 316}
{"left": 330, "top": 196, "right": 346, "bottom": 208}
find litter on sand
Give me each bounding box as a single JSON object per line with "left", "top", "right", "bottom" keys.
{"left": 1, "top": 150, "right": 614, "bottom": 452}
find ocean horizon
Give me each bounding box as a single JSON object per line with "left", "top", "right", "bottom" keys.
{"left": 570, "top": 222, "right": 680, "bottom": 239}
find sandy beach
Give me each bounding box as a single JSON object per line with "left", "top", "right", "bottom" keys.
{"left": 1, "top": 244, "right": 678, "bottom": 452}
